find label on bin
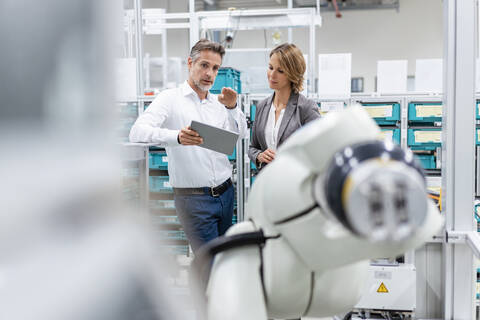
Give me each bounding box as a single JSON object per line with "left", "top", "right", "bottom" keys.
{"left": 163, "top": 181, "right": 171, "bottom": 188}
{"left": 414, "top": 131, "right": 441, "bottom": 143}
{"left": 320, "top": 101, "right": 344, "bottom": 112}
{"left": 365, "top": 105, "right": 393, "bottom": 118}
{"left": 162, "top": 156, "right": 168, "bottom": 163}
{"left": 427, "top": 186, "right": 441, "bottom": 194}
{"left": 416, "top": 105, "right": 442, "bottom": 117}
{"left": 380, "top": 130, "right": 393, "bottom": 141}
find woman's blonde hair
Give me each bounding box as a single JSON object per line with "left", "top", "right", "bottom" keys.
{"left": 270, "top": 43, "right": 306, "bottom": 93}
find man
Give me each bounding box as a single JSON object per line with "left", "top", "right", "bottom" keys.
{"left": 129, "top": 39, "right": 248, "bottom": 252}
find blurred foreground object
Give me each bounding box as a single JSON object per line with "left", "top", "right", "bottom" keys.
{"left": 0, "top": 1, "right": 191, "bottom": 319}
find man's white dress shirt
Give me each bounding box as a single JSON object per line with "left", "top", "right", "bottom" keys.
{"left": 264, "top": 102, "right": 285, "bottom": 151}
{"left": 129, "top": 81, "right": 248, "bottom": 188}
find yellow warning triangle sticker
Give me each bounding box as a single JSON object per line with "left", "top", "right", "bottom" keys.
{"left": 377, "top": 282, "right": 389, "bottom": 293}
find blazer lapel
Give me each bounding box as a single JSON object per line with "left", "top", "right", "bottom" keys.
{"left": 276, "top": 92, "right": 299, "bottom": 145}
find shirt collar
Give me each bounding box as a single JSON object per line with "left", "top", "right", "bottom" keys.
{"left": 181, "top": 80, "right": 216, "bottom": 103}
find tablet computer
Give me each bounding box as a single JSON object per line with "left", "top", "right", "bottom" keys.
{"left": 190, "top": 120, "right": 239, "bottom": 155}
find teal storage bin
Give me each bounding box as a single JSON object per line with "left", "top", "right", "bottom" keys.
{"left": 149, "top": 199, "right": 175, "bottom": 210}
{"left": 251, "top": 104, "right": 257, "bottom": 122}
{"left": 380, "top": 128, "right": 401, "bottom": 145}
{"left": 153, "top": 215, "right": 180, "bottom": 226}
{"left": 149, "top": 176, "right": 173, "bottom": 193}
{"left": 476, "top": 101, "right": 480, "bottom": 120}
{"left": 149, "top": 152, "right": 169, "bottom": 170}
{"left": 407, "top": 128, "right": 442, "bottom": 150}
{"left": 408, "top": 102, "right": 442, "bottom": 123}
{"left": 476, "top": 128, "right": 480, "bottom": 146}
{"left": 361, "top": 103, "right": 400, "bottom": 125}
{"left": 157, "top": 230, "right": 187, "bottom": 241}
{"left": 228, "top": 148, "right": 236, "bottom": 161}
{"left": 119, "top": 103, "right": 138, "bottom": 117}
{"left": 210, "top": 68, "right": 241, "bottom": 94}
{"left": 416, "top": 154, "right": 437, "bottom": 170}
{"left": 160, "top": 245, "right": 190, "bottom": 256}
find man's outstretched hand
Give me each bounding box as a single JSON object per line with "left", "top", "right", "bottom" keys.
{"left": 218, "top": 87, "right": 237, "bottom": 109}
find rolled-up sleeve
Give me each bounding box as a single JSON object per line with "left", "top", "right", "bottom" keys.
{"left": 225, "top": 106, "right": 249, "bottom": 139}
{"left": 129, "top": 95, "right": 180, "bottom": 146}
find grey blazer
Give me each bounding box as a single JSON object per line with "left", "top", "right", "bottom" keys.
{"left": 248, "top": 92, "right": 321, "bottom": 168}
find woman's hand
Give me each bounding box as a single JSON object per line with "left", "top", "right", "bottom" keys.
{"left": 257, "top": 148, "right": 276, "bottom": 164}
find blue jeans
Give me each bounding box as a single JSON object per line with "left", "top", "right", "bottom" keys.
{"left": 174, "top": 184, "right": 234, "bottom": 252}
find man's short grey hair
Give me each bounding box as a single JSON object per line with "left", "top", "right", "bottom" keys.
{"left": 189, "top": 39, "right": 225, "bottom": 62}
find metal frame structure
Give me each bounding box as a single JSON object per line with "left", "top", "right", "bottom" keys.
{"left": 442, "top": 0, "right": 478, "bottom": 318}
{"left": 130, "top": 1, "right": 321, "bottom": 95}
{"left": 191, "top": 8, "right": 321, "bottom": 94}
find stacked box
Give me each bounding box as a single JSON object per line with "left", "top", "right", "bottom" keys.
{"left": 149, "top": 176, "right": 173, "bottom": 193}
{"left": 416, "top": 154, "right": 437, "bottom": 170}
{"left": 210, "top": 68, "right": 241, "bottom": 94}
{"left": 117, "top": 102, "right": 138, "bottom": 142}
{"left": 149, "top": 152, "right": 169, "bottom": 170}
{"left": 408, "top": 102, "right": 442, "bottom": 123}
{"left": 361, "top": 103, "right": 400, "bottom": 125}
{"left": 158, "top": 230, "right": 187, "bottom": 241}
{"left": 407, "top": 128, "right": 442, "bottom": 150}
{"left": 380, "top": 128, "right": 401, "bottom": 145}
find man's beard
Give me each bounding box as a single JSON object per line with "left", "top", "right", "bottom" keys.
{"left": 193, "top": 78, "right": 212, "bottom": 92}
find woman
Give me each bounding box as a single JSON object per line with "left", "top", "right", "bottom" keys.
{"left": 248, "top": 43, "right": 320, "bottom": 170}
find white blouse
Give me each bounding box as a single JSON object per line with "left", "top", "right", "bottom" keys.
{"left": 264, "top": 101, "right": 285, "bottom": 151}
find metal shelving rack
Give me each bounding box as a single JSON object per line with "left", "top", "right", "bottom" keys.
{"left": 311, "top": 89, "right": 480, "bottom": 317}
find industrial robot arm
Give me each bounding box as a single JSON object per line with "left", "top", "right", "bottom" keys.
{"left": 205, "top": 107, "right": 444, "bottom": 320}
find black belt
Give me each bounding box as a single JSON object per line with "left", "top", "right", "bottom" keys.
{"left": 173, "top": 178, "right": 232, "bottom": 197}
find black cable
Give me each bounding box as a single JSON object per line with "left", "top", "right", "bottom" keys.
{"left": 191, "top": 230, "right": 277, "bottom": 320}
{"left": 342, "top": 311, "right": 354, "bottom": 320}
{"left": 192, "top": 229, "right": 276, "bottom": 291}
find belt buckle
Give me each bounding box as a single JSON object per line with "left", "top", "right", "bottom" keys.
{"left": 210, "top": 186, "right": 220, "bottom": 197}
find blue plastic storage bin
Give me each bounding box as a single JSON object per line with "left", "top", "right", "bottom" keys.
{"left": 408, "top": 102, "right": 442, "bottom": 123}
{"left": 380, "top": 128, "right": 401, "bottom": 145}
{"left": 407, "top": 128, "right": 442, "bottom": 150}
{"left": 228, "top": 148, "right": 236, "bottom": 161}
{"left": 149, "top": 176, "right": 173, "bottom": 193}
{"left": 476, "top": 101, "right": 480, "bottom": 120}
{"left": 149, "top": 199, "right": 175, "bottom": 210}
{"left": 158, "top": 230, "right": 186, "bottom": 241}
{"left": 416, "top": 154, "right": 437, "bottom": 170}
{"left": 122, "top": 167, "right": 140, "bottom": 178}
{"left": 361, "top": 103, "right": 400, "bottom": 125}
{"left": 119, "top": 103, "right": 138, "bottom": 117}
{"left": 119, "top": 118, "right": 136, "bottom": 131}
{"left": 251, "top": 104, "right": 257, "bottom": 122}
{"left": 153, "top": 215, "right": 180, "bottom": 225}
{"left": 160, "top": 245, "right": 189, "bottom": 256}
{"left": 149, "top": 152, "right": 169, "bottom": 170}
{"left": 210, "top": 68, "right": 241, "bottom": 94}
